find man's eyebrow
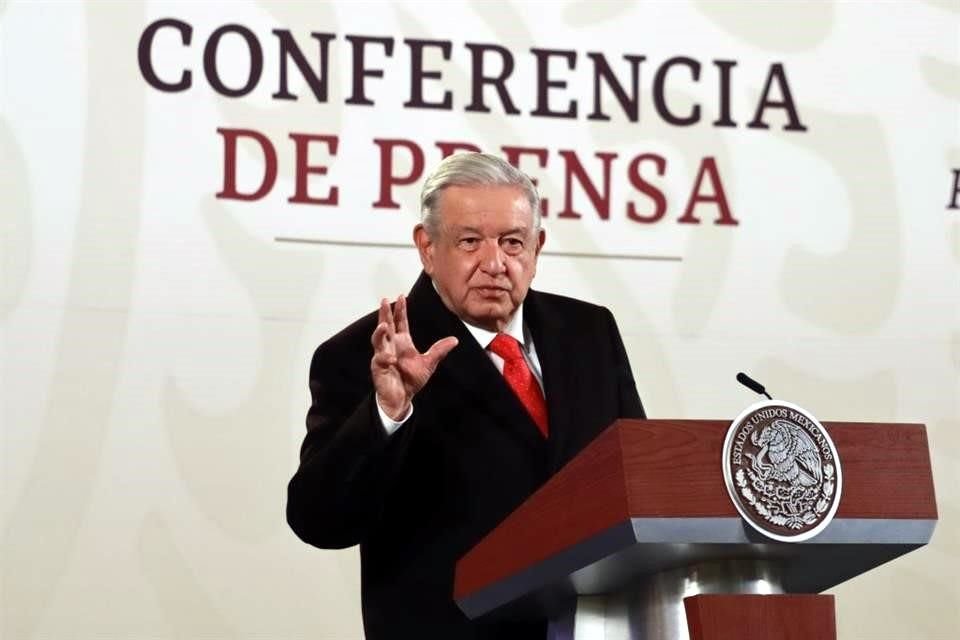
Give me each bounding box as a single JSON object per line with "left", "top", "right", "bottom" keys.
{"left": 446, "top": 225, "right": 531, "bottom": 236}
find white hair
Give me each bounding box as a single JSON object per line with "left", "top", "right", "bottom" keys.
{"left": 419, "top": 152, "right": 541, "bottom": 237}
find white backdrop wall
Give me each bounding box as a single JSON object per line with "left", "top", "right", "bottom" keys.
{"left": 2, "top": 1, "right": 958, "bottom": 638}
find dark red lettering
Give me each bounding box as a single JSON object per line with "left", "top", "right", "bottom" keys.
{"left": 501, "top": 146, "right": 549, "bottom": 216}
{"left": 216, "top": 128, "right": 277, "bottom": 201}
{"left": 435, "top": 141, "right": 482, "bottom": 158}
{"left": 678, "top": 157, "right": 737, "bottom": 225}
{"left": 288, "top": 134, "right": 339, "bottom": 205}
{"left": 372, "top": 139, "right": 425, "bottom": 209}
{"left": 627, "top": 153, "right": 668, "bottom": 223}
{"left": 557, "top": 151, "right": 617, "bottom": 219}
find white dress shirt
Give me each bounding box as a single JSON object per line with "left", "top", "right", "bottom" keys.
{"left": 376, "top": 303, "right": 544, "bottom": 435}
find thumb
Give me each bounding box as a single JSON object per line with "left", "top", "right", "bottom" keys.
{"left": 424, "top": 336, "right": 458, "bottom": 367}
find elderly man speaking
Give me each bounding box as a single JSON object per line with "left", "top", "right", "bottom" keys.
{"left": 287, "top": 152, "right": 646, "bottom": 640}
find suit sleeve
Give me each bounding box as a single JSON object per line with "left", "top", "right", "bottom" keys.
{"left": 604, "top": 307, "right": 646, "bottom": 419}
{"left": 286, "top": 342, "right": 416, "bottom": 549}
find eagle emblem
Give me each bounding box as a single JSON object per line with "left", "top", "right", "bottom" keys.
{"left": 747, "top": 419, "right": 822, "bottom": 487}
{"left": 722, "top": 401, "right": 842, "bottom": 542}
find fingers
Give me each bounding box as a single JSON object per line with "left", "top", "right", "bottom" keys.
{"left": 371, "top": 321, "right": 398, "bottom": 365}
{"left": 372, "top": 348, "right": 397, "bottom": 369}
{"left": 423, "top": 336, "right": 459, "bottom": 368}
{"left": 373, "top": 298, "right": 398, "bottom": 349}
{"left": 395, "top": 294, "right": 409, "bottom": 334}
{"left": 371, "top": 321, "right": 388, "bottom": 349}
{"left": 371, "top": 322, "right": 399, "bottom": 372}
{"left": 377, "top": 297, "right": 390, "bottom": 328}
{"left": 378, "top": 296, "right": 410, "bottom": 337}
{"left": 381, "top": 297, "right": 397, "bottom": 334}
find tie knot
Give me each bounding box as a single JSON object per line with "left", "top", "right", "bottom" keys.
{"left": 488, "top": 333, "right": 524, "bottom": 362}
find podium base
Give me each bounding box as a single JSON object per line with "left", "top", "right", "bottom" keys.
{"left": 685, "top": 594, "right": 836, "bottom": 640}
{"left": 546, "top": 559, "right": 785, "bottom": 640}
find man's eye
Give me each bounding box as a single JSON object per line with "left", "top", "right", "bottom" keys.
{"left": 458, "top": 238, "right": 480, "bottom": 250}
{"left": 502, "top": 238, "right": 524, "bottom": 252}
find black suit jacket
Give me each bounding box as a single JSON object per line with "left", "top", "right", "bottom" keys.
{"left": 287, "top": 272, "right": 645, "bottom": 640}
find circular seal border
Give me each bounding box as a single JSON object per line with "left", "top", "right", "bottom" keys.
{"left": 722, "top": 399, "right": 843, "bottom": 542}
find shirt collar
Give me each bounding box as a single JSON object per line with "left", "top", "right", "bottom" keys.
{"left": 461, "top": 304, "right": 527, "bottom": 351}
{"left": 430, "top": 278, "right": 528, "bottom": 350}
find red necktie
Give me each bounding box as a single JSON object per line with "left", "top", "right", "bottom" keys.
{"left": 488, "top": 333, "right": 549, "bottom": 437}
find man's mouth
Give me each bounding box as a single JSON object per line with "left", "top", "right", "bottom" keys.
{"left": 474, "top": 286, "right": 509, "bottom": 295}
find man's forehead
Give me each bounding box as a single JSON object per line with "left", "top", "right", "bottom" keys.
{"left": 439, "top": 184, "right": 528, "bottom": 207}
{"left": 438, "top": 185, "right": 532, "bottom": 220}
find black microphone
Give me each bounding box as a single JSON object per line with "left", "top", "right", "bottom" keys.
{"left": 737, "top": 372, "right": 772, "bottom": 400}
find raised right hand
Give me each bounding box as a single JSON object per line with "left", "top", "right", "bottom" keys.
{"left": 371, "top": 295, "right": 458, "bottom": 421}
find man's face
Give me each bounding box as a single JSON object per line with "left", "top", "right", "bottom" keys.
{"left": 414, "top": 184, "right": 545, "bottom": 332}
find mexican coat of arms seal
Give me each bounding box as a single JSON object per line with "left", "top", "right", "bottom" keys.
{"left": 722, "top": 400, "right": 843, "bottom": 542}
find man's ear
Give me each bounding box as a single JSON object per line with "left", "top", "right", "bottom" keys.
{"left": 413, "top": 224, "right": 435, "bottom": 275}
{"left": 530, "top": 228, "right": 545, "bottom": 279}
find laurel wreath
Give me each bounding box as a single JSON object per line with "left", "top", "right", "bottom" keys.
{"left": 736, "top": 464, "right": 835, "bottom": 530}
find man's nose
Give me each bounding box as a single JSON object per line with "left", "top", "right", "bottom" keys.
{"left": 478, "top": 239, "right": 506, "bottom": 274}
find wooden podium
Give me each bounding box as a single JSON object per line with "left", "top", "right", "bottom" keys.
{"left": 454, "top": 419, "right": 937, "bottom": 640}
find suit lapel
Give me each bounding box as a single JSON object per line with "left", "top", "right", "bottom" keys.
{"left": 405, "top": 273, "right": 547, "bottom": 451}
{"left": 524, "top": 289, "right": 580, "bottom": 472}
